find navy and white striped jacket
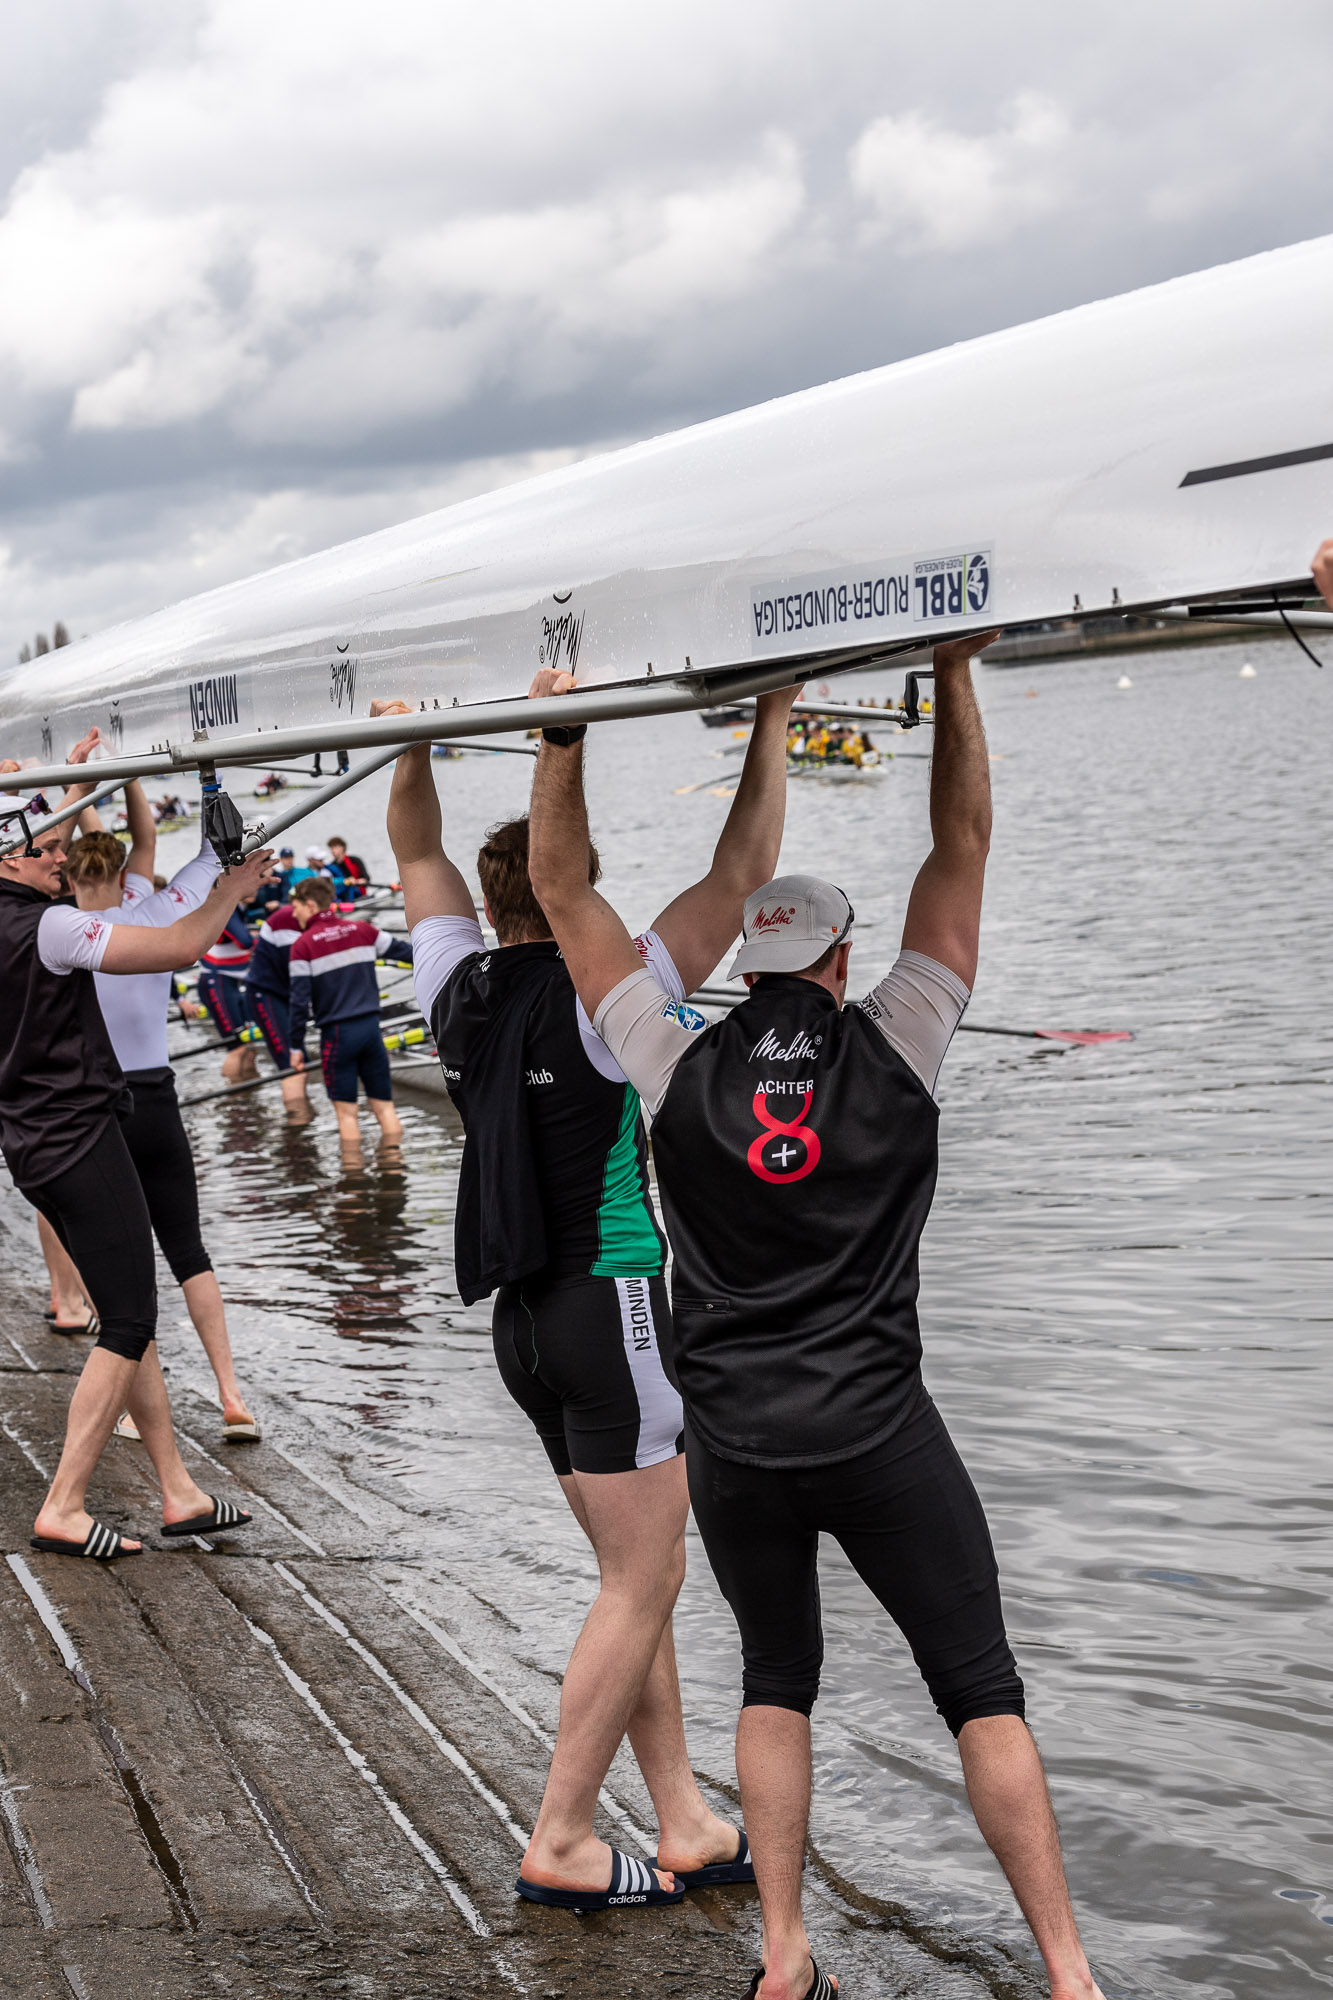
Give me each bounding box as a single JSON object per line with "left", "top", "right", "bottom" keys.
{"left": 247, "top": 904, "right": 301, "bottom": 1001}
{"left": 288, "top": 911, "right": 413, "bottom": 1052}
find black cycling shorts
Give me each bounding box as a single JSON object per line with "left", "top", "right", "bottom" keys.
{"left": 320, "top": 1013, "right": 392, "bottom": 1104}
{"left": 250, "top": 990, "right": 292, "bottom": 1071}
{"left": 686, "top": 1382, "right": 1025, "bottom": 1737}
{"left": 122, "top": 1068, "right": 212, "bottom": 1285}
{"left": 24, "top": 1119, "right": 158, "bottom": 1362}
{"left": 492, "top": 1272, "right": 684, "bottom": 1478}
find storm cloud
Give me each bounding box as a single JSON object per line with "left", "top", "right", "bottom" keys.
{"left": 3, "top": 0, "right": 1331, "bottom": 656}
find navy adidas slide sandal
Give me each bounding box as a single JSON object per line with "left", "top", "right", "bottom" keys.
{"left": 160, "top": 1495, "right": 252, "bottom": 1537}
{"left": 659, "top": 1827, "right": 755, "bottom": 1887}
{"left": 516, "top": 1847, "right": 685, "bottom": 1912}
{"left": 741, "top": 1958, "right": 836, "bottom": 1999}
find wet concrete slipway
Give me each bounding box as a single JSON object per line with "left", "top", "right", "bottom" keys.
{"left": 0, "top": 1292, "right": 1001, "bottom": 2000}
{"left": 2, "top": 638, "right": 1332, "bottom": 2000}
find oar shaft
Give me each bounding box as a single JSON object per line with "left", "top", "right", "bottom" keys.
{"left": 691, "top": 987, "right": 1129, "bottom": 1042}
{"left": 956, "top": 1022, "right": 1036, "bottom": 1039}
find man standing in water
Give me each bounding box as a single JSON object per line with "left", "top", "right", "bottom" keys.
{"left": 376, "top": 683, "right": 799, "bottom": 1912}
{"left": 527, "top": 637, "right": 1105, "bottom": 2000}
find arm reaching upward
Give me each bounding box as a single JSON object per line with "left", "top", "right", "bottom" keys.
{"left": 122, "top": 780, "right": 156, "bottom": 883}
{"left": 649, "top": 683, "right": 801, "bottom": 992}
{"left": 525, "top": 673, "right": 642, "bottom": 1020}
{"left": 900, "top": 630, "right": 1001, "bottom": 990}
{"left": 59, "top": 727, "right": 111, "bottom": 835}
{"left": 373, "top": 699, "right": 476, "bottom": 930}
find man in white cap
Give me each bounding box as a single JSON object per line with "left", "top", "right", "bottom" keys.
{"left": 527, "top": 633, "right": 1105, "bottom": 2000}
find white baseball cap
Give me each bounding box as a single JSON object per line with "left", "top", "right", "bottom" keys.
{"left": 728, "top": 874, "right": 855, "bottom": 977}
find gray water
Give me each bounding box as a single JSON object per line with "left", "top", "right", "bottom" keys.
{"left": 54, "top": 641, "right": 1333, "bottom": 1996}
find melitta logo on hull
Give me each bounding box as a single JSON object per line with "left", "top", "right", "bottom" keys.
{"left": 539, "top": 607, "right": 584, "bottom": 674}
{"left": 330, "top": 656, "right": 357, "bottom": 711}
{"left": 747, "top": 1087, "right": 821, "bottom": 1184}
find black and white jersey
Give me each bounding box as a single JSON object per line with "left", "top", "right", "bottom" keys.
{"left": 595, "top": 954, "right": 969, "bottom": 1471}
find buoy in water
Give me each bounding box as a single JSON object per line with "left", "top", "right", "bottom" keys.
{"left": 1117, "top": 674, "right": 1133, "bottom": 689}
{"left": 1239, "top": 662, "right": 1257, "bottom": 678}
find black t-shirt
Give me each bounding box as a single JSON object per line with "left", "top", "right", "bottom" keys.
{"left": 649, "top": 977, "right": 940, "bottom": 1468}
{"left": 432, "top": 943, "right": 666, "bottom": 1299}
{"left": 0, "top": 880, "right": 129, "bottom": 1189}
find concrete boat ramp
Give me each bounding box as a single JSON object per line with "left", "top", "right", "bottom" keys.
{"left": 0, "top": 1284, "right": 1022, "bottom": 2000}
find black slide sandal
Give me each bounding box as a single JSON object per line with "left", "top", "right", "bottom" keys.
{"left": 516, "top": 1848, "right": 685, "bottom": 1912}
{"left": 658, "top": 1826, "right": 754, "bottom": 1887}
{"left": 49, "top": 1310, "right": 100, "bottom": 1337}
{"left": 160, "top": 1495, "right": 252, "bottom": 1537}
{"left": 742, "top": 1958, "right": 836, "bottom": 1999}
{"left": 30, "top": 1522, "right": 137, "bottom": 1560}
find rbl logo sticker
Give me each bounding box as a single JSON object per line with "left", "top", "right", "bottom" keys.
{"left": 912, "top": 550, "right": 990, "bottom": 623}
{"left": 747, "top": 1088, "right": 821, "bottom": 1184}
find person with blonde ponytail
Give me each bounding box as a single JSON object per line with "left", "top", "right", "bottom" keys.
{"left": 64, "top": 776, "right": 260, "bottom": 1442}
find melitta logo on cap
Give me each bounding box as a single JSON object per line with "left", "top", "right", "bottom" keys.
{"left": 751, "top": 904, "right": 797, "bottom": 933}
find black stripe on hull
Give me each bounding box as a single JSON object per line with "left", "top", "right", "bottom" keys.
{"left": 1181, "top": 441, "right": 1333, "bottom": 486}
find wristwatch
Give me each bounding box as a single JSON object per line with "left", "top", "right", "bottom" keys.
{"left": 541, "top": 723, "right": 587, "bottom": 746}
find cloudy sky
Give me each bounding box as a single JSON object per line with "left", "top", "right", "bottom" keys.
{"left": 3, "top": 0, "right": 1331, "bottom": 661}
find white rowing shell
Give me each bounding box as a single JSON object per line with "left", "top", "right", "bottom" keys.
{"left": 2, "top": 232, "right": 1330, "bottom": 767}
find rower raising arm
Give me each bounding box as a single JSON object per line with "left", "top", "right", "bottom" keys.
{"left": 900, "top": 629, "right": 1000, "bottom": 991}
{"left": 375, "top": 700, "right": 477, "bottom": 929}
{"left": 66, "top": 761, "right": 158, "bottom": 886}
{"left": 121, "top": 775, "right": 157, "bottom": 885}
{"left": 647, "top": 682, "right": 802, "bottom": 993}
{"left": 523, "top": 671, "right": 802, "bottom": 1004}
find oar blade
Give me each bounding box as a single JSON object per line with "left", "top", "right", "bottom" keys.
{"left": 1033, "top": 1028, "right": 1134, "bottom": 1044}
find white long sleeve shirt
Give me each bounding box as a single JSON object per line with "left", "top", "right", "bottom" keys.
{"left": 36, "top": 839, "right": 221, "bottom": 1073}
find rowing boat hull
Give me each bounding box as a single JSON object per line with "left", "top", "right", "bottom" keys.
{"left": 2, "top": 234, "right": 1330, "bottom": 767}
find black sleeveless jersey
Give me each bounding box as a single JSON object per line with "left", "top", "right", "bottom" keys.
{"left": 433, "top": 942, "right": 666, "bottom": 1301}
{"left": 0, "top": 880, "right": 128, "bottom": 1189}
{"left": 649, "top": 975, "right": 939, "bottom": 1468}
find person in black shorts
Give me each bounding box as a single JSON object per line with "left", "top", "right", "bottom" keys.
{"left": 375, "top": 678, "right": 799, "bottom": 1914}
{"left": 528, "top": 638, "right": 1106, "bottom": 2000}
{"left": 0, "top": 796, "right": 272, "bottom": 1558}
{"left": 245, "top": 891, "right": 308, "bottom": 1111}
{"left": 63, "top": 773, "right": 261, "bottom": 1442}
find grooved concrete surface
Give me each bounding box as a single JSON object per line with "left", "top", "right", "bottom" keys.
{"left": 0, "top": 1286, "right": 1020, "bottom": 2000}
